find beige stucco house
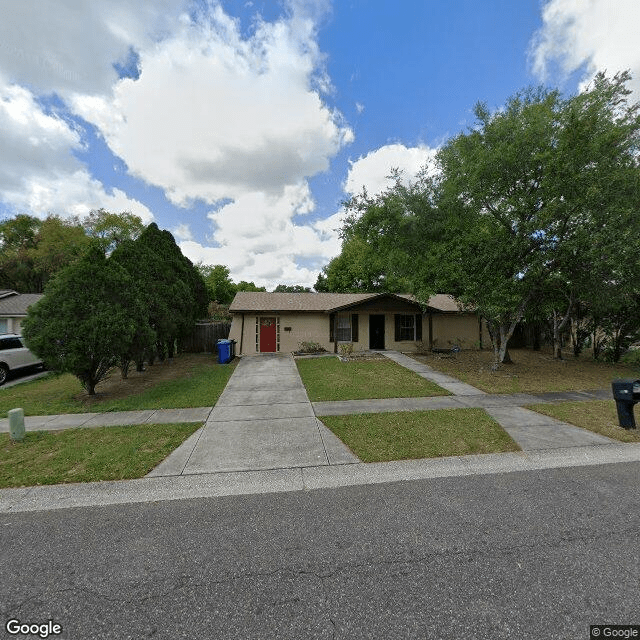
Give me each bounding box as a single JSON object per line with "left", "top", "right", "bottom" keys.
{"left": 228, "top": 292, "right": 485, "bottom": 355}
{"left": 0, "top": 290, "right": 43, "bottom": 335}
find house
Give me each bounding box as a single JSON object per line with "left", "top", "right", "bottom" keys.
{"left": 0, "top": 290, "right": 43, "bottom": 335}
{"left": 228, "top": 292, "right": 485, "bottom": 355}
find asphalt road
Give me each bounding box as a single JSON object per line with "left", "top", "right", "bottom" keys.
{"left": 2, "top": 463, "right": 639, "bottom": 640}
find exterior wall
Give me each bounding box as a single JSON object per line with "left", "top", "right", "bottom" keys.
{"left": 229, "top": 313, "right": 334, "bottom": 355}
{"left": 0, "top": 317, "right": 21, "bottom": 335}
{"left": 430, "top": 314, "right": 482, "bottom": 349}
{"left": 229, "top": 310, "right": 486, "bottom": 355}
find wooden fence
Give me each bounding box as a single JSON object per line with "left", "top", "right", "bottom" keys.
{"left": 179, "top": 322, "right": 231, "bottom": 353}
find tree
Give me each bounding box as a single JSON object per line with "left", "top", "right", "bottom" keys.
{"left": 0, "top": 214, "right": 90, "bottom": 292}
{"left": 0, "top": 214, "right": 41, "bottom": 292}
{"left": 83, "top": 209, "right": 145, "bottom": 254}
{"left": 112, "top": 224, "right": 208, "bottom": 362}
{"left": 339, "top": 73, "right": 640, "bottom": 368}
{"left": 22, "top": 245, "right": 139, "bottom": 395}
{"left": 315, "top": 233, "right": 410, "bottom": 293}
{"left": 434, "top": 73, "right": 640, "bottom": 366}
{"left": 198, "top": 264, "right": 237, "bottom": 303}
{"left": 235, "top": 281, "right": 266, "bottom": 292}
{"left": 273, "top": 284, "right": 312, "bottom": 292}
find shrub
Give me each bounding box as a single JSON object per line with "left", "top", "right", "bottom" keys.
{"left": 297, "top": 341, "right": 327, "bottom": 354}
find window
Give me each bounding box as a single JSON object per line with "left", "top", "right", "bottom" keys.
{"left": 329, "top": 313, "right": 359, "bottom": 343}
{"left": 336, "top": 315, "right": 351, "bottom": 342}
{"left": 0, "top": 337, "right": 22, "bottom": 350}
{"left": 394, "top": 314, "right": 422, "bottom": 342}
{"left": 0, "top": 319, "right": 7, "bottom": 334}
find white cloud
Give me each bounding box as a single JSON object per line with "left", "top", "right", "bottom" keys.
{"left": 0, "top": 1, "right": 352, "bottom": 290}
{"left": 0, "top": 0, "right": 185, "bottom": 97}
{"left": 345, "top": 143, "right": 438, "bottom": 197}
{"left": 178, "top": 183, "right": 341, "bottom": 288}
{"left": 0, "top": 83, "right": 153, "bottom": 222}
{"left": 72, "top": 5, "right": 353, "bottom": 207}
{"left": 531, "top": 0, "right": 640, "bottom": 98}
{"left": 173, "top": 223, "right": 194, "bottom": 242}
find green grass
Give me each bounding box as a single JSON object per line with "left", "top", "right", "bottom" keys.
{"left": 319, "top": 409, "right": 520, "bottom": 462}
{"left": 0, "top": 422, "right": 202, "bottom": 488}
{"left": 0, "top": 360, "right": 235, "bottom": 417}
{"left": 526, "top": 400, "right": 640, "bottom": 443}
{"left": 410, "top": 348, "right": 636, "bottom": 394}
{"left": 296, "top": 357, "right": 450, "bottom": 402}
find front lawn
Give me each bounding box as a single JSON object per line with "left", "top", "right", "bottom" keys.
{"left": 526, "top": 400, "right": 640, "bottom": 443}
{"left": 410, "top": 348, "right": 635, "bottom": 394}
{"left": 0, "top": 353, "right": 236, "bottom": 417}
{"left": 296, "top": 357, "right": 449, "bottom": 402}
{"left": 319, "top": 409, "right": 519, "bottom": 462}
{"left": 0, "top": 422, "right": 202, "bottom": 488}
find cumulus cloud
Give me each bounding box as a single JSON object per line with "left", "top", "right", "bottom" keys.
{"left": 72, "top": 5, "right": 353, "bottom": 206}
{"left": 178, "top": 184, "right": 342, "bottom": 288}
{"left": 530, "top": 0, "right": 640, "bottom": 98}
{"left": 0, "top": 1, "right": 354, "bottom": 289}
{"left": 0, "top": 0, "right": 185, "bottom": 96}
{"left": 344, "top": 143, "right": 438, "bottom": 197}
{"left": 0, "top": 83, "right": 153, "bottom": 221}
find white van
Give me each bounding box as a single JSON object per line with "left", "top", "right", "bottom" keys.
{"left": 0, "top": 334, "right": 43, "bottom": 385}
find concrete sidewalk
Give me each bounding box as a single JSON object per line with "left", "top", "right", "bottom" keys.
{"left": 151, "top": 354, "right": 359, "bottom": 477}
{"left": 377, "top": 351, "right": 615, "bottom": 451}
{"left": 0, "top": 407, "right": 213, "bottom": 432}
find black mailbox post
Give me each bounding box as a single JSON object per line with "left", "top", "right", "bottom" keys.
{"left": 611, "top": 379, "right": 640, "bottom": 429}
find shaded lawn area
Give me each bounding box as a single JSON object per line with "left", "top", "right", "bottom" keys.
{"left": 320, "top": 409, "right": 519, "bottom": 462}
{"left": 0, "top": 422, "right": 202, "bottom": 488}
{"left": 296, "top": 357, "right": 450, "bottom": 402}
{"left": 0, "top": 353, "right": 236, "bottom": 417}
{"left": 410, "top": 348, "right": 636, "bottom": 394}
{"left": 527, "top": 400, "right": 640, "bottom": 443}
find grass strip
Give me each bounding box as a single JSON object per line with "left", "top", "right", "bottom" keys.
{"left": 296, "top": 357, "right": 449, "bottom": 402}
{"left": 0, "top": 361, "right": 235, "bottom": 417}
{"left": 526, "top": 400, "right": 640, "bottom": 443}
{"left": 320, "top": 408, "right": 520, "bottom": 462}
{"left": 0, "top": 422, "right": 202, "bottom": 488}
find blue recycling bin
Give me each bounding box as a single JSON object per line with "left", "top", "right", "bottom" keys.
{"left": 217, "top": 339, "right": 232, "bottom": 364}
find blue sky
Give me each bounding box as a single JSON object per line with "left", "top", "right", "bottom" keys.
{"left": 1, "top": 0, "right": 639, "bottom": 289}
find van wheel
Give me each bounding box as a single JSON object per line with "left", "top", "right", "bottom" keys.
{"left": 0, "top": 364, "right": 8, "bottom": 385}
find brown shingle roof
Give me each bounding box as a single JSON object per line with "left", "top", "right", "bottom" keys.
{"left": 229, "top": 292, "right": 464, "bottom": 313}
{"left": 0, "top": 293, "right": 43, "bottom": 316}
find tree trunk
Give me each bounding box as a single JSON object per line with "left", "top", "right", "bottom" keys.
{"left": 552, "top": 296, "right": 574, "bottom": 360}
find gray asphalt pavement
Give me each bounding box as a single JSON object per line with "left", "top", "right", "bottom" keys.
{"left": 2, "top": 462, "right": 639, "bottom": 640}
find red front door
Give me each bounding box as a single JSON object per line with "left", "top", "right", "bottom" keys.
{"left": 259, "top": 317, "right": 277, "bottom": 352}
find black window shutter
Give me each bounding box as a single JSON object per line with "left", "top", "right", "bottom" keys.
{"left": 329, "top": 313, "right": 335, "bottom": 342}
{"left": 415, "top": 314, "right": 422, "bottom": 341}
{"left": 394, "top": 314, "right": 401, "bottom": 341}
{"left": 351, "top": 314, "right": 359, "bottom": 342}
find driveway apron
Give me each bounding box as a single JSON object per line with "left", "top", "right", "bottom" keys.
{"left": 180, "top": 354, "right": 358, "bottom": 474}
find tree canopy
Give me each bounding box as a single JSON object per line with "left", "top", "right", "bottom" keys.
{"left": 334, "top": 72, "right": 640, "bottom": 366}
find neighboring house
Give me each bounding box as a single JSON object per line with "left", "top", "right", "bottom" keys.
{"left": 0, "top": 290, "right": 43, "bottom": 335}
{"left": 228, "top": 292, "right": 485, "bottom": 356}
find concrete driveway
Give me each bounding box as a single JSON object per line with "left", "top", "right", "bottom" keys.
{"left": 172, "top": 354, "right": 358, "bottom": 475}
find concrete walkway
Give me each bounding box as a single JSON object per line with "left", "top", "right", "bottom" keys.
{"left": 149, "top": 354, "right": 358, "bottom": 477}
{"left": 376, "top": 351, "right": 615, "bottom": 451}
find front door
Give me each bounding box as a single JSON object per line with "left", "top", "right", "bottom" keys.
{"left": 369, "top": 314, "right": 385, "bottom": 349}
{"left": 259, "top": 317, "right": 277, "bottom": 352}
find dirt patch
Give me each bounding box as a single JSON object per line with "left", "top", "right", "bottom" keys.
{"left": 77, "top": 353, "right": 219, "bottom": 403}
{"left": 409, "top": 348, "right": 636, "bottom": 394}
